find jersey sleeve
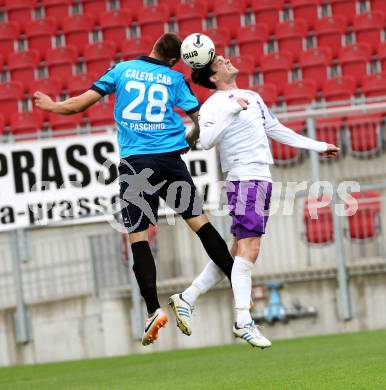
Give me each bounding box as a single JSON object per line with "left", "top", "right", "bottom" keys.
{"left": 255, "top": 93, "right": 280, "bottom": 130}
{"left": 90, "top": 65, "right": 117, "bottom": 96}
{"left": 174, "top": 77, "right": 201, "bottom": 114}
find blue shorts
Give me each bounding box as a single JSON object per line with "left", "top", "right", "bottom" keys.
{"left": 119, "top": 151, "right": 204, "bottom": 233}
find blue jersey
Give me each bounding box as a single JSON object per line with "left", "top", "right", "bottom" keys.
{"left": 91, "top": 56, "right": 200, "bottom": 157}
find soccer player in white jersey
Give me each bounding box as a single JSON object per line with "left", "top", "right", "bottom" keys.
{"left": 169, "top": 55, "right": 339, "bottom": 348}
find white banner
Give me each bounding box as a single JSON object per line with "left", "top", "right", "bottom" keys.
{"left": 0, "top": 133, "right": 220, "bottom": 232}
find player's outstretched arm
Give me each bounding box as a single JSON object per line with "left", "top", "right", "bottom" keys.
{"left": 266, "top": 122, "right": 340, "bottom": 157}
{"left": 33, "top": 90, "right": 102, "bottom": 115}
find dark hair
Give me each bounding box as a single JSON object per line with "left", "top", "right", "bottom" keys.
{"left": 191, "top": 63, "right": 216, "bottom": 89}
{"left": 153, "top": 33, "right": 182, "bottom": 62}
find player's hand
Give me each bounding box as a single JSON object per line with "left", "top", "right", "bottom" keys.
{"left": 320, "top": 144, "right": 340, "bottom": 158}
{"left": 237, "top": 98, "right": 249, "bottom": 110}
{"left": 33, "top": 91, "right": 55, "bottom": 112}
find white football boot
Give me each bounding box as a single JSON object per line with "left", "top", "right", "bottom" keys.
{"left": 142, "top": 308, "right": 168, "bottom": 346}
{"left": 233, "top": 321, "right": 272, "bottom": 349}
{"left": 168, "top": 293, "right": 193, "bottom": 336}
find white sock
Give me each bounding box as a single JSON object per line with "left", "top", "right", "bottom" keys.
{"left": 232, "top": 256, "right": 254, "bottom": 328}
{"left": 182, "top": 261, "right": 226, "bottom": 306}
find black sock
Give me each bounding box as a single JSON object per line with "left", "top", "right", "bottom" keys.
{"left": 131, "top": 241, "right": 160, "bottom": 315}
{"left": 196, "top": 222, "right": 233, "bottom": 282}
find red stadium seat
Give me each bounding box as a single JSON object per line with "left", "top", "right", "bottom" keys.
{"left": 67, "top": 73, "right": 98, "bottom": 97}
{"left": 62, "top": 14, "right": 93, "bottom": 55}
{"left": 377, "top": 41, "right": 386, "bottom": 72}
{"left": 119, "top": 0, "right": 145, "bottom": 19}
{"left": 190, "top": 82, "right": 213, "bottom": 104}
{"left": 288, "top": 0, "right": 322, "bottom": 28}
{"left": 87, "top": 101, "right": 114, "bottom": 127}
{"left": 228, "top": 55, "right": 255, "bottom": 89}
{"left": 271, "top": 120, "right": 304, "bottom": 163}
{"left": 203, "top": 27, "right": 231, "bottom": 55}
{"left": 0, "top": 81, "right": 24, "bottom": 124}
{"left": 49, "top": 112, "right": 83, "bottom": 133}
{"left": 252, "top": 0, "right": 285, "bottom": 34}
{"left": 250, "top": 84, "right": 278, "bottom": 106}
{"left": 346, "top": 191, "right": 381, "bottom": 239}
{"left": 315, "top": 117, "right": 343, "bottom": 149}
{"left": 236, "top": 24, "right": 269, "bottom": 66}
{"left": 176, "top": 1, "right": 206, "bottom": 34}
{"left": 323, "top": 76, "right": 356, "bottom": 103}
{"left": 10, "top": 111, "right": 43, "bottom": 136}
{"left": 213, "top": 0, "right": 245, "bottom": 37}
{"left": 0, "top": 115, "right": 5, "bottom": 136}
{"left": 30, "top": 77, "right": 62, "bottom": 98}
{"left": 330, "top": 0, "right": 357, "bottom": 24}
{"left": 299, "top": 47, "right": 333, "bottom": 88}
{"left": 0, "top": 22, "right": 19, "bottom": 62}
{"left": 315, "top": 16, "right": 347, "bottom": 57}
{"left": 0, "top": 54, "right": 3, "bottom": 70}
{"left": 304, "top": 196, "right": 334, "bottom": 244}
{"left": 275, "top": 20, "right": 308, "bottom": 60}
{"left": 370, "top": 0, "right": 386, "bottom": 13}
{"left": 260, "top": 51, "right": 293, "bottom": 93}
{"left": 5, "top": 0, "right": 36, "bottom": 29}
{"left": 8, "top": 50, "right": 40, "bottom": 91}
{"left": 138, "top": 4, "right": 169, "bottom": 39}
{"left": 283, "top": 80, "right": 317, "bottom": 106}
{"left": 339, "top": 43, "right": 371, "bottom": 84}
{"left": 347, "top": 114, "right": 382, "bottom": 154}
{"left": 25, "top": 18, "right": 57, "bottom": 60}
{"left": 84, "top": 41, "right": 116, "bottom": 76}
{"left": 42, "top": 0, "right": 72, "bottom": 25}
{"left": 100, "top": 10, "right": 132, "bottom": 50}
{"left": 80, "top": 0, "right": 109, "bottom": 23}
{"left": 45, "top": 46, "right": 78, "bottom": 84}
{"left": 121, "top": 36, "right": 153, "bottom": 60}
{"left": 362, "top": 73, "right": 386, "bottom": 98}
{"left": 353, "top": 11, "right": 384, "bottom": 53}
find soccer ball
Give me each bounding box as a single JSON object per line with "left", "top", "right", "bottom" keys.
{"left": 181, "top": 33, "right": 215, "bottom": 69}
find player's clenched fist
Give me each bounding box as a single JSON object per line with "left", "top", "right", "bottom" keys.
{"left": 33, "top": 91, "right": 55, "bottom": 112}
{"left": 320, "top": 144, "right": 340, "bottom": 158}
{"left": 237, "top": 98, "right": 249, "bottom": 110}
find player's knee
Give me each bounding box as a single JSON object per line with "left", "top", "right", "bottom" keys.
{"left": 238, "top": 237, "right": 260, "bottom": 262}
{"left": 129, "top": 230, "right": 149, "bottom": 244}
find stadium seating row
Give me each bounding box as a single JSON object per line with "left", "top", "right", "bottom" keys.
{"left": 304, "top": 191, "right": 381, "bottom": 243}
{"left": 0, "top": 100, "right": 114, "bottom": 136}
{"left": 2, "top": 69, "right": 386, "bottom": 122}
{"left": 2, "top": 0, "right": 386, "bottom": 30}
{"left": 1, "top": 10, "right": 385, "bottom": 58}
{"left": 0, "top": 100, "right": 384, "bottom": 161}
{"left": 274, "top": 114, "right": 384, "bottom": 162}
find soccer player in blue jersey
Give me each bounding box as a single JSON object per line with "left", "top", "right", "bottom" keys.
{"left": 34, "top": 33, "right": 235, "bottom": 346}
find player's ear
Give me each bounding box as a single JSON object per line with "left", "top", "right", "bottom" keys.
{"left": 209, "top": 74, "right": 218, "bottom": 84}
{"left": 169, "top": 57, "right": 179, "bottom": 66}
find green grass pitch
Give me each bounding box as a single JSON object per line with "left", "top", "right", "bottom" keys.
{"left": 0, "top": 329, "right": 385, "bottom": 390}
